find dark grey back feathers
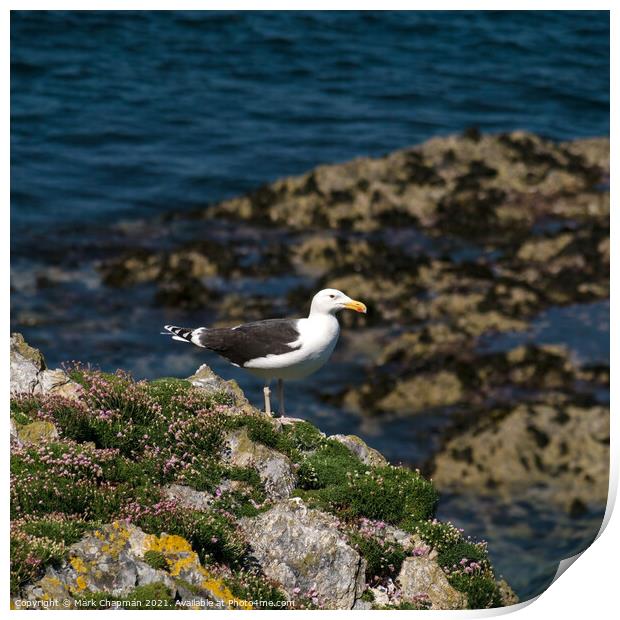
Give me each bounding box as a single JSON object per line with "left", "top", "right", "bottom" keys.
{"left": 164, "top": 319, "right": 301, "bottom": 367}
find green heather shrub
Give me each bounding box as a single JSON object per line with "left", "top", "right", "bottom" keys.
{"left": 348, "top": 532, "right": 407, "bottom": 582}
{"left": 19, "top": 514, "right": 92, "bottom": 546}
{"left": 360, "top": 589, "right": 375, "bottom": 602}
{"left": 10, "top": 396, "right": 43, "bottom": 425}
{"left": 143, "top": 550, "right": 168, "bottom": 571}
{"left": 280, "top": 420, "right": 325, "bottom": 453}
{"left": 134, "top": 507, "right": 247, "bottom": 568}
{"left": 448, "top": 573, "right": 503, "bottom": 609}
{"left": 10, "top": 528, "right": 64, "bottom": 592}
{"left": 55, "top": 369, "right": 231, "bottom": 459}
{"left": 227, "top": 415, "right": 325, "bottom": 461}
{"left": 411, "top": 519, "right": 502, "bottom": 609}
{"left": 225, "top": 570, "right": 289, "bottom": 607}
{"left": 297, "top": 441, "right": 366, "bottom": 490}
{"left": 212, "top": 489, "right": 265, "bottom": 519}
{"left": 10, "top": 513, "right": 91, "bottom": 593}
{"left": 302, "top": 465, "right": 438, "bottom": 525}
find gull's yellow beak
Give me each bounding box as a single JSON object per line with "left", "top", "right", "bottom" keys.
{"left": 344, "top": 299, "right": 367, "bottom": 314}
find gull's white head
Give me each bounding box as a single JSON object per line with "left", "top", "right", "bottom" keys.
{"left": 309, "top": 288, "right": 367, "bottom": 316}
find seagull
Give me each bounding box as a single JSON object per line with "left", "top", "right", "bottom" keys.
{"left": 162, "top": 288, "right": 367, "bottom": 417}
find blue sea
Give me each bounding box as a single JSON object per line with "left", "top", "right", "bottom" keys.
{"left": 11, "top": 11, "right": 609, "bottom": 240}
{"left": 11, "top": 10, "right": 610, "bottom": 603}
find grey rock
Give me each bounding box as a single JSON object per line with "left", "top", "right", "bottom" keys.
{"left": 225, "top": 428, "right": 295, "bottom": 499}
{"left": 329, "top": 434, "right": 388, "bottom": 467}
{"left": 10, "top": 333, "right": 81, "bottom": 400}
{"left": 240, "top": 498, "right": 366, "bottom": 609}
{"left": 21, "top": 522, "right": 237, "bottom": 608}
{"left": 397, "top": 556, "right": 467, "bottom": 610}
{"left": 188, "top": 364, "right": 254, "bottom": 413}
{"left": 10, "top": 418, "right": 21, "bottom": 447}
{"left": 371, "top": 587, "right": 390, "bottom": 607}
{"left": 163, "top": 484, "right": 214, "bottom": 511}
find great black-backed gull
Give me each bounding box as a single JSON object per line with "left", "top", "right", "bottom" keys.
{"left": 163, "top": 288, "right": 367, "bottom": 416}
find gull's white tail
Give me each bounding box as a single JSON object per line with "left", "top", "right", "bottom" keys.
{"left": 161, "top": 325, "right": 194, "bottom": 344}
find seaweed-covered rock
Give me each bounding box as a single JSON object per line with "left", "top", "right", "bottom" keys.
{"left": 430, "top": 400, "right": 609, "bottom": 511}
{"left": 240, "top": 498, "right": 366, "bottom": 609}
{"left": 210, "top": 133, "right": 608, "bottom": 236}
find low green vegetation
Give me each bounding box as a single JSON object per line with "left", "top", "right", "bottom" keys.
{"left": 348, "top": 531, "right": 407, "bottom": 582}
{"left": 225, "top": 570, "right": 290, "bottom": 607}
{"left": 10, "top": 367, "right": 505, "bottom": 609}
{"left": 296, "top": 464, "right": 439, "bottom": 525}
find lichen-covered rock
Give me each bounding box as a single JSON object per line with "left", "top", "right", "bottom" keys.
{"left": 240, "top": 498, "right": 366, "bottom": 609}
{"left": 224, "top": 428, "right": 295, "bottom": 499}
{"left": 397, "top": 556, "right": 467, "bottom": 610}
{"left": 21, "top": 522, "right": 246, "bottom": 609}
{"left": 16, "top": 420, "right": 59, "bottom": 445}
{"left": 10, "top": 333, "right": 81, "bottom": 400}
{"left": 329, "top": 434, "right": 388, "bottom": 467}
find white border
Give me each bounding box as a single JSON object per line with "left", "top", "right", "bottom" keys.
{"left": 5, "top": 4, "right": 615, "bottom": 618}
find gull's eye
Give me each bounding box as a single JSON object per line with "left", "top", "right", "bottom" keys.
{"left": 329, "top": 294, "right": 335, "bottom": 299}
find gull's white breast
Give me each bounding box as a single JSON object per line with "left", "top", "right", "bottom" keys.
{"left": 243, "top": 315, "right": 340, "bottom": 381}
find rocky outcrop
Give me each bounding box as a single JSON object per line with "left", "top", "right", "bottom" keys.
{"left": 188, "top": 363, "right": 254, "bottom": 413}
{"left": 430, "top": 400, "right": 609, "bottom": 513}
{"left": 9, "top": 335, "right": 517, "bottom": 610}
{"left": 224, "top": 428, "right": 296, "bottom": 500}
{"left": 240, "top": 499, "right": 366, "bottom": 609}
{"left": 21, "top": 522, "right": 245, "bottom": 609}
{"left": 210, "top": 132, "right": 608, "bottom": 234}
{"left": 10, "top": 333, "right": 81, "bottom": 400}
{"left": 397, "top": 555, "right": 467, "bottom": 609}
{"left": 330, "top": 434, "right": 388, "bottom": 467}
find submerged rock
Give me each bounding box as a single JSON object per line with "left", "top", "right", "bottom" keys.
{"left": 240, "top": 498, "right": 366, "bottom": 609}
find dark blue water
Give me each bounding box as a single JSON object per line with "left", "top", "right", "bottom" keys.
{"left": 11, "top": 10, "right": 609, "bottom": 245}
